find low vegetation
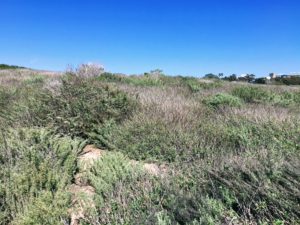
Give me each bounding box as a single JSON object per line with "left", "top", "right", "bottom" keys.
{"left": 0, "top": 64, "right": 26, "bottom": 70}
{"left": 0, "top": 67, "right": 299, "bottom": 225}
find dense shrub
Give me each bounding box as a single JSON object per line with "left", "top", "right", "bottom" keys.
{"left": 176, "top": 77, "right": 222, "bottom": 92}
{"left": 205, "top": 154, "right": 300, "bottom": 224}
{"left": 110, "top": 116, "right": 201, "bottom": 162}
{"left": 204, "top": 93, "right": 243, "bottom": 109}
{"left": 276, "top": 91, "right": 300, "bottom": 106}
{"left": 254, "top": 77, "right": 267, "bottom": 84}
{"left": 97, "top": 72, "right": 124, "bottom": 83}
{"left": 162, "top": 149, "right": 300, "bottom": 225}
{"left": 196, "top": 116, "right": 300, "bottom": 155}
{"left": 125, "top": 75, "right": 164, "bottom": 87}
{"left": 22, "top": 76, "right": 136, "bottom": 138}
{"left": 97, "top": 73, "right": 222, "bottom": 91}
{"left": 83, "top": 152, "right": 164, "bottom": 224}
{"left": 0, "top": 87, "right": 15, "bottom": 125}
{"left": 232, "top": 86, "right": 300, "bottom": 107}
{"left": 23, "top": 74, "right": 46, "bottom": 85}
{"left": 0, "top": 128, "right": 85, "bottom": 224}
{"left": 68, "top": 63, "right": 104, "bottom": 78}
{"left": 231, "top": 86, "right": 273, "bottom": 103}
{"left": 275, "top": 76, "right": 300, "bottom": 85}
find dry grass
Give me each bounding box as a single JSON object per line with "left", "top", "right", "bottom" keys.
{"left": 220, "top": 104, "right": 299, "bottom": 123}
{"left": 117, "top": 84, "right": 205, "bottom": 128}
{"left": 0, "top": 69, "right": 62, "bottom": 86}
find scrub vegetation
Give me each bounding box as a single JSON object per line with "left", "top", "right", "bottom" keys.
{"left": 0, "top": 66, "right": 299, "bottom": 225}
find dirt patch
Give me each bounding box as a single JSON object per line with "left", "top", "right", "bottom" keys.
{"left": 69, "top": 145, "right": 103, "bottom": 225}
{"left": 78, "top": 145, "right": 104, "bottom": 171}
{"left": 69, "top": 145, "right": 167, "bottom": 225}
{"left": 69, "top": 184, "right": 96, "bottom": 225}
{"left": 143, "top": 163, "right": 168, "bottom": 176}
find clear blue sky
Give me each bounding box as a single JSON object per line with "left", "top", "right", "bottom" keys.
{"left": 1, "top": 0, "right": 299, "bottom": 76}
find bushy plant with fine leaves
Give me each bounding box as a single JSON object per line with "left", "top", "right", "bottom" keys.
{"left": 22, "top": 76, "right": 137, "bottom": 139}
{"left": 0, "top": 128, "right": 85, "bottom": 225}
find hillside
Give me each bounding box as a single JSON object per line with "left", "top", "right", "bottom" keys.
{"left": 0, "top": 67, "right": 299, "bottom": 225}
{"left": 0, "top": 64, "right": 27, "bottom": 70}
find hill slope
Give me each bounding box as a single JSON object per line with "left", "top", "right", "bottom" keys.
{"left": 0, "top": 69, "right": 299, "bottom": 225}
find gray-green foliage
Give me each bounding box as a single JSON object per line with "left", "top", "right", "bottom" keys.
{"left": 204, "top": 93, "right": 243, "bottom": 108}
{"left": 232, "top": 86, "right": 300, "bottom": 106}
{"left": 0, "top": 128, "right": 85, "bottom": 225}
{"left": 111, "top": 117, "right": 199, "bottom": 162}
{"left": 12, "top": 75, "right": 136, "bottom": 139}
{"left": 86, "top": 152, "right": 164, "bottom": 224}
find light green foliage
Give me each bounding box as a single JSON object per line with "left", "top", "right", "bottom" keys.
{"left": 16, "top": 76, "right": 136, "bottom": 139}
{"left": 88, "top": 152, "right": 133, "bottom": 206}
{"left": 204, "top": 93, "right": 243, "bottom": 108}
{"left": 97, "top": 72, "right": 222, "bottom": 91}
{"left": 23, "top": 74, "right": 46, "bottom": 85}
{"left": 86, "top": 152, "right": 164, "bottom": 224}
{"left": 0, "top": 128, "right": 85, "bottom": 224}
{"left": 181, "top": 77, "right": 222, "bottom": 92}
{"left": 98, "top": 73, "right": 164, "bottom": 87}
{"left": 111, "top": 116, "right": 199, "bottom": 162}
{"left": 232, "top": 86, "right": 300, "bottom": 106}
{"left": 156, "top": 211, "right": 172, "bottom": 225}
{"left": 232, "top": 86, "right": 274, "bottom": 103}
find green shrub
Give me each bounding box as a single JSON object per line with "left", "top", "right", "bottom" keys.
{"left": 205, "top": 153, "right": 300, "bottom": 224}
{"left": 204, "top": 93, "right": 243, "bottom": 109}
{"left": 275, "top": 91, "right": 300, "bottom": 106}
{"left": 23, "top": 75, "right": 46, "bottom": 85}
{"left": 97, "top": 72, "right": 124, "bottom": 83}
{"left": 0, "top": 128, "right": 85, "bottom": 224}
{"left": 275, "top": 76, "right": 300, "bottom": 85}
{"left": 0, "top": 87, "right": 16, "bottom": 126}
{"left": 161, "top": 146, "right": 300, "bottom": 224}
{"left": 22, "top": 76, "right": 136, "bottom": 138}
{"left": 232, "top": 86, "right": 300, "bottom": 107}
{"left": 124, "top": 75, "right": 164, "bottom": 87}
{"left": 112, "top": 118, "right": 178, "bottom": 162}
{"left": 232, "top": 86, "right": 273, "bottom": 103}
{"left": 110, "top": 116, "right": 200, "bottom": 162}
{"left": 197, "top": 116, "right": 300, "bottom": 154}
{"left": 86, "top": 152, "right": 164, "bottom": 224}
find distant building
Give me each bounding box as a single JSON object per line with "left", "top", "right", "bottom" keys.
{"left": 290, "top": 72, "right": 300, "bottom": 76}
{"left": 269, "top": 73, "right": 276, "bottom": 79}
{"left": 237, "top": 74, "right": 248, "bottom": 81}
{"left": 281, "top": 75, "right": 291, "bottom": 78}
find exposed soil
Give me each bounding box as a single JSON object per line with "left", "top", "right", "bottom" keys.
{"left": 69, "top": 145, "right": 167, "bottom": 225}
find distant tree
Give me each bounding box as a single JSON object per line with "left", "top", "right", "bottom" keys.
{"left": 277, "top": 76, "right": 300, "bottom": 85}
{"left": 246, "top": 74, "right": 256, "bottom": 83}
{"left": 223, "top": 74, "right": 237, "bottom": 81}
{"left": 0, "top": 64, "right": 26, "bottom": 70}
{"left": 150, "top": 69, "right": 163, "bottom": 76}
{"left": 204, "top": 73, "right": 219, "bottom": 79}
{"left": 218, "top": 73, "right": 224, "bottom": 79}
{"left": 237, "top": 74, "right": 255, "bottom": 83}
{"left": 229, "top": 74, "right": 237, "bottom": 81}
{"left": 254, "top": 77, "right": 267, "bottom": 84}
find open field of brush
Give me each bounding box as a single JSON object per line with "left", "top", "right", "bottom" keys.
{"left": 0, "top": 67, "right": 299, "bottom": 225}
